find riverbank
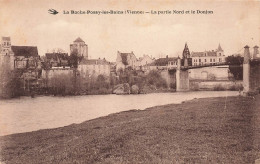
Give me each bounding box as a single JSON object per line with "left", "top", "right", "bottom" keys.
{"left": 0, "top": 95, "right": 259, "bottom": 163}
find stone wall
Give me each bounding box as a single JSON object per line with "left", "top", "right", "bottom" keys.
{"left": 190, "top": 80, "right": 243, "bottom": 91}
{"left": 189, "top": 66, "right": 231, "bottom": 80}
{"left": 42, "top": 68, "right": 73, "bottom": 80}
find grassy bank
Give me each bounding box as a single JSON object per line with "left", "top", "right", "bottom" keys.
{"left": 0, "top": 95, "right": 260, "bottom": 163}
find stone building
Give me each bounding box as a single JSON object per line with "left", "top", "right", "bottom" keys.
{"left": 70, "top": 37, "right": 88, "bottom": 59}
{"left": 116, "top": 51, "right": 137, "bottom": 71}
{"left": 191, "top": 44, "right": 226, "bottom": 66}
{"left": 78, "top": 58, "right": 111, "bottom": 78}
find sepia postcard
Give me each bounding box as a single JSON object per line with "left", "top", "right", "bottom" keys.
{"left": 0, "top": 0, "right": 260, "bottom": 163}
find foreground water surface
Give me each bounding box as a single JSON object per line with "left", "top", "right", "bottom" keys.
{"left": 0, "top": 91, "right": 239, "bottom": 136}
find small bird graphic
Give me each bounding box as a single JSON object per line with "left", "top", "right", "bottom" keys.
{"left": 48, "top": 9, "right": 59, "bottom": 15}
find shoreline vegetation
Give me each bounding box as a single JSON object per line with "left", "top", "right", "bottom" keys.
{"left": 0, "top": 67, "right": 174, "bottom": 98}
{"left": 0, "top": 95, "right": 259, "bottom": 163}
{"left": 0, "top": 67, "right": 244, "bottom": 99}
{"left": 0, "top": 55, "right": 245, "bottom": 99}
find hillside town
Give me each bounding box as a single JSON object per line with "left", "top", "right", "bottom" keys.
{"left": 0, "top": 36, "right": 259, "bottom": 98}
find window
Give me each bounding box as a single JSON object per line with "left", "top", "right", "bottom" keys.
{"left": 199, "top": 59, "right": 201, "bottom": 62}
{"left": 205, "top": 59, "right": 207, "bottom": 62}
{"left": 210, "top": 59, "right": 212, "bottom": 62}
{"left": 219, "top": 58, "right": 221, "bottom": 62}
{"left": 213, "top": 59, "right": 215, "bottom": 62}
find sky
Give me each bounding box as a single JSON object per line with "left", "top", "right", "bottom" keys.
{"left": 0, "top": 0, "right": 259, "bottom": 61}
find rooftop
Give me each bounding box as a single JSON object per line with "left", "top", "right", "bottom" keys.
{"left": 74, "top": 37, "right": 85, "bottom": 43}
{"left": 217, "top": 44, "right": 223, "bottom": 51}
{"left": 11, "top": 46, "right": 38, "bottom": 57}
{"left": 79, "top": 59, "right": 110, "bottom": 65}
{"left": 45, "top": 53, "right": 69, "bottom": 60}
{"left": 148, "top": 57, "right": 177, "bottom": 66}
{"left": 2, "top": 37, "right": 10, "bottom": 41}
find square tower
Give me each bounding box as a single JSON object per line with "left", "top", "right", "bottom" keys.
{"left": 70, "top": 37, "right": 88, "bottom": 59}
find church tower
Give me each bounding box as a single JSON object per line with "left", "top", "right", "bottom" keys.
{"left": 216, "top": 43, "right": 224, "bottom": 56}
{"left": 182, "top": 42, "right": 191, "bottom": 59}
{"left": 70, "top": 37, "right": 88, "bottom": 59}
{"left": 0, "top": 37, "right": 15, "bottom": 70}
{"left": 1, "top": 37, "right": 12, "bottom": 55}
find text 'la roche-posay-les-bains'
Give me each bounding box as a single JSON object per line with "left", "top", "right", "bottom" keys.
{"left": 63, "top": 10, "right": 213, "bottom": 15}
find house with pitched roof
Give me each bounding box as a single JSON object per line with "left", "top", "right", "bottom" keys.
{"left": 11, "top": 46, "right": 40, "bottom": 69}
{"left": 189, "top": 44, "right": 230, "bottom": 80}
{"left": 116, "top": 51, "right": 137, "bottom": 72}
{"left": 191, "top": 44, "right": 225, "bottom": 66}
{"left": 70, "top": 37, "right": 88, "bottom": 59}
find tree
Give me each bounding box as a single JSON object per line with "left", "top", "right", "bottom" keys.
{"left": 146, "top": 70, "right": 167, "bottom": 88}
{"left": 0, "top": 64, "right": 22, "bottom": 98}
{"left": 95, "top": 75, "right": 109, "bottom": 89}
{"left": 48, "top": 73, "right": 74, "bottom": 95}
{"left": 226, "top": 55, "right": 243, "bottom": 80}
{"left": 69, "top": 49, "right": 79, "bottom": 68}
{"left": 50, "top": 48, "right": 65, "bottom": 53}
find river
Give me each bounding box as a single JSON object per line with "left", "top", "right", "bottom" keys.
{"left": 0, "top": 91, "right": 239, "bottom": 136}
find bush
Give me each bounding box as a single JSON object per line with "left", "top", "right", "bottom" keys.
{"left": 213, "top": 84, "right": 225, "bottom": 91}
{"left": 169, "top": 82, "right": 176, "bottom": 89}
{"left": 229, "top": 66, "right": 243, "bottom": 80}
{"left": 48, "top": 73, "right": 74, "bottom": 95}
{"left": 190, "top": 82, "right": 199, "bottom": 91}
{"left": 229, "top": 84, "right": 243, "bottom": 91}
{"left": 94, "top": 75, "right": 109, "bottom": 89}
{"left": 146, "top": 70, "right": 167, "bottom": 89}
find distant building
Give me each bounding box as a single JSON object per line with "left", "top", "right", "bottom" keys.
{"left": 191, "top": 44, "right": 225, "bottom": 66}
{"left": 11, "top": 46, "right": 39, "bottom": 69}
{"left": 145, "top": 56, "right": 177, "bottom": 72}
{"left": 45, "top": 53, "right": 69, "bottom": 68}
{"left": 135, "top": 55, "right": 154, "bottom": 70}
{"left": 0, "top": 37, "right": 40, "bottom": 70}
{"left": 116, "top": 51, "right": 137, "bottom": 71}
{"left": 70, "top": 37, "right": 88, "bottom": 59}
{"left": 78, "top": 58, "right": 111, "bottom": 78}
{"left": 167, "top": 59, "right": 178, "bottom": 69}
